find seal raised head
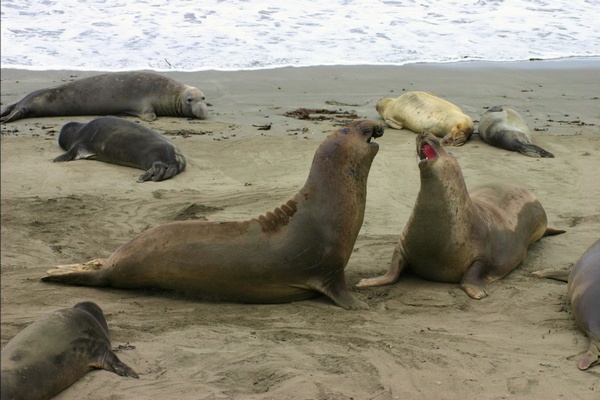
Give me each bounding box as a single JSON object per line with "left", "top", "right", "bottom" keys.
{"left": 0, "top": 71, "right": 208, "bottom": 123}
{"left": 1, "top": 301, "right": 138, "bottom": 400}
{"left": 42, "top": 120, "right": 384, "bottom": 310}
{"left": 357, "top": 131, "right": 564, "bottom": 299}
{"left": 478, "top": 106, "right": 554, "bottom": 157}
{"left": 54, "top": 116, "right": 186, "bottom": 182}
{"left": 533, "top": 239, "right": 600, "bottom": 370}
{"left": 376, "top": 91, "right": 474, "bottom": 146}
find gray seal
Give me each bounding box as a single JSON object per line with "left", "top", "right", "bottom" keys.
{"left": 478, "top": 106, "right": 554, "bottom": 157}
{"left": 54, "top": 116, "right": 186, "bottom": 182}
{"left": 533, "top": 239, "right": 600, "bottom": 370}
{"left": 357, "top": 131, "right": 564, "bottom": 299}
{"left": 41, "top": 120, "right": 384, "bottom": 310}
{"left": 1, "top": 71, "right": 208, "bottom": 123}
{"left": 1, "top": 301, "right": 138, "bottom": 400}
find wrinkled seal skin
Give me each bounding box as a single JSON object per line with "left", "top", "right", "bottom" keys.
{"left": 54, "top": 116, "right": 186, "bottom": 182}
{"left": 1, "top": 302, "right": 138, "bottom": 400}
{"left": 357, "top": 131, "right": 564, "bottom": 299}
{"left": 478, "top": 106, "right": 554, "bottom": 158}
{"left": 533, "top": 239, "right": 600, "bottom": 370}
{"left": 376, "top": 91, "right": 474, "bottom": 146}
{"left": 0, "top": 71, "right": 208, "bottom": 123}
{"left": 42, "top": 120, "right": 384, "bottom": 310}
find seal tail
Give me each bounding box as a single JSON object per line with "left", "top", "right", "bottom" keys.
{"left": 543, "top": 227, "right": 566, "bottom": 236}
{"left": 41, "top": 258, "right": 111, "bottom": 287}
{"left": 516, "top": 141, "right": 554, "bottom": 158}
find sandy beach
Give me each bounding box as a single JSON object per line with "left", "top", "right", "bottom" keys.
{"left": 1, "top": 61, "right": 599, "bottom": 399}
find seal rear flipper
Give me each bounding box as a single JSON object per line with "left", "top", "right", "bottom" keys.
{"left": 0, "top": 104, "right": 23, "bottom": 123}
{"left": 577, "top": 340, "right": 600, "bottom": 370}
{"left": 530, "top": 268, "right": 570, "bottom": 282}
{"left": 41, "top": 258, "right": 110, "bottom": 287}
{"left": 515, "top": 142, "right": 555, "bottom": 158}
{"left": 137, "top": 161, "right": 174, "bottom": 182}
{"left": 97, "top": 349, "right": 139, "bottom": 378}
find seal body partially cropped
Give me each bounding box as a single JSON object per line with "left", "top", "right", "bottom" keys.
{"left": 533, "top": 239, "right": 600, "bottom": 370}
{"left": 376, "top": 91, "right": 474, "bottom": 146}
{"left": 1, "top": 302, "right": 138, "bottom": 400}
{"left": 478, "top": 106, "right": 554, "bottom": 157}
{"left": 42, "top": 120, "right": 384, "bottom": 310}
{"left": 0, "top": 71, "right": 208, "bottom": 122}
{"left": 357, "top": 131, "right": 564, "bottom": 299}
{"left": 54, "top": 116, "right": 186, "bottom": 182}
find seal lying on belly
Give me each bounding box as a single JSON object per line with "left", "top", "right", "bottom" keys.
{"left": 0, "top": 71, "right": 208, "bottom": 123}
{"left": 533, "top": 239, "right": 600, "bottom": 370}
{"left": 42, "top": 120, "right": 384, "bottom": 310}
{"left": 478, "top": 106, "right": 554, "bottom": 158}
{"left": 356, "top": 131, "right": 564, "bottom": 299}
{"left": 1, "top": 302, "right": 138, "bottom": 400}
{"left": 54, "top": 116, "right": 186, "bottom": 182}
{"left": 376, "top": 91, "right": 474, "bottom": 146}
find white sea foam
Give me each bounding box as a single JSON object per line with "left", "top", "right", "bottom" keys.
{"left": 1, "top": 0, "right": 599, "bottom": 71}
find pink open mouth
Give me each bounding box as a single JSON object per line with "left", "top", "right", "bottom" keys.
{"left": 422, "top": 143, "right": 436, "bottom": 159}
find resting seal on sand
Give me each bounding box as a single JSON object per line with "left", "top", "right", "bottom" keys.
{"left": 356, "top": 131, "right": 564, "bottom": 299}
{"left": 478, "top": 106, "right": 554, "bottom": 157}
{"left": 42, "top": 120, "right": 384, "bottom": 310}
{"left": 533, "top": 239, "right": 600, "bottom": 370}
{"left": 54, "top": 116, "right": 186, "bottom": 182}
{"left": 376, "top": 91, "right": 474, "bottom": 146}
{"left": 1, "top": 302, "right": 138, "bottom": 400}
{"left": 0, "top": 71, "right": 208, "bottom": 123}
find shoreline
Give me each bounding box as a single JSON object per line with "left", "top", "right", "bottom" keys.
{"left": 2, "top": 63, "right": 599, "bottom": 399}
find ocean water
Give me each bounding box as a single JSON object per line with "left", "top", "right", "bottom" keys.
{"left": 1, "top": 0, "right": 599, "bottom": 71}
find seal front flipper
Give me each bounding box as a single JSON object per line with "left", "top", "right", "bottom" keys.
{"left": 98, "top": 347, "right": 139, "bottom": 378}
{"left": 315, "top": 273, "right": 369, "bottom": 310}
{"left": 515, "top": 141, "right": 555, "bottom": 158}
{"left": 384, "top": 117, "right": 404, "bottom": 130}
{"left": 578, "top": 340, "right": 600, "bottom": 370}
{"left": 356, "top": 242, "right": 406, "bottom": 288}
{"left": 460, "top": 260, "right": 492, "bottom": 299}
{"left": 531, "top": 268, "right": 570, "bottom": 282}
{"left": 53, "top": 148, "right": 80, "bottom": 162}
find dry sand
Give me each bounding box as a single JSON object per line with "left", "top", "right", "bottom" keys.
{"left": 1, "top": 61, "right": 599, "bottom": 399}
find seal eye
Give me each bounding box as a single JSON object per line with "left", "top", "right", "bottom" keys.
{"left": 340, "top": 128, "right": 349, "bottom": 134}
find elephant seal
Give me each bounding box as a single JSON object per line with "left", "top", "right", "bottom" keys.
{"left": 1, "top": 301, "right": 138, "bottom": 400}
{"left": 0, "top": 71, "right": 208, "bottom": 123}
{"left": 376, "top": 91, "right": 474, "bottom": 146}
{"left": 356, "top": 131, "right": 564, "bottom": 299}
{"left": 41, "top": 120, "right": 384, "bottom": 310}
{"left": 478, "top": 106, "right": 554, "bottom": 157}
{"left": 533, "top": 239, "right": 600, "bottom": 370}
{"left": 54, "top": 116, "right": 186, "bottom": 182}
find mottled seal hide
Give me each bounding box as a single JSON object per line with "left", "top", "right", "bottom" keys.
{"left": 1, "top": 71, "right": 208, "bottom": 123}
{"left": 357, "top": 131, "right": 564, "bottom": 299}
{"left": 1, "top": 302, "right": 138, "bottom": 400}
{"left": 533, "top": 239, "right": 600, "bottom": 370}
{"left": 478, "top": 106, "right": 554, "bottom": 157}
{"left": 42, "top": 120, "right": 385, "bottom": 310}
{"left": 376, "top": 91, "right": 474, "bottom": 146}
{"left": 54, "top": 116, "right": 186, "bottom": 182}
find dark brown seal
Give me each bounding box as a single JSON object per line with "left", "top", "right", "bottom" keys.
{"left": 356, "top": 131, "right": 564, "bottom": 299}
{"left": 0, "top": 71, "right": 208, "bottom": 123}
{"left": 478, "top": 106, "right": 554, "bottom": 157}
{"left": 54, "top": 116, "right": 186, "bottom": 182}
{"left": 533, "top": 239, "right": 600, "bottom": 370}
{"left": 1, "top": 302, "right": 138, "bottom": 400}
{"left": 41, "top": 120, "right": 384, "bottom": 310}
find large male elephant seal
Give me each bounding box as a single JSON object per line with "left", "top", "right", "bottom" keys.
{"left": 1, "top": 301, "right": 138, "bottom": 400}
{"left": 533, "top": 239, "right": 600, "bottom": 370}
{"left": 356, "top": 131, "right": 564, "bottom": 299}
{"left": 42, "top": 120, "right": 384, "bottom": 310}
{"left": 0, "top": 71, "right": 208, "bottom": 123}
{"left": 376, "top": 91, "right": 474, "bottom": 146}
{"left": 478, "top": 106, "right": 554, "bottom": 157}
{"left": 54, "top": 116, "right": 186, "bottom": 182}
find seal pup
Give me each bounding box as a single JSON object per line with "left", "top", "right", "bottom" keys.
{"left": 356, "top": 131, "right": 564, "bottom": 299}
{"left": 478, "top": 106, "right": 554, "bottom": 157}
{"left": 42, "top": 120, "right": 385, "bottom": 310}
{"left": 376, "top": 91, "right": 474, "bottom": 146}
{"left": 0, "top": 71, "right": 208, "bottom": 123}
{"left": 532, "top": 239, "right": 600, "bottom": 370}
{"left": 1, "top": 301, "right": 138, "bottom": 400}
{"left": 54, "top": 116, "right": 186, "bottom": 182}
